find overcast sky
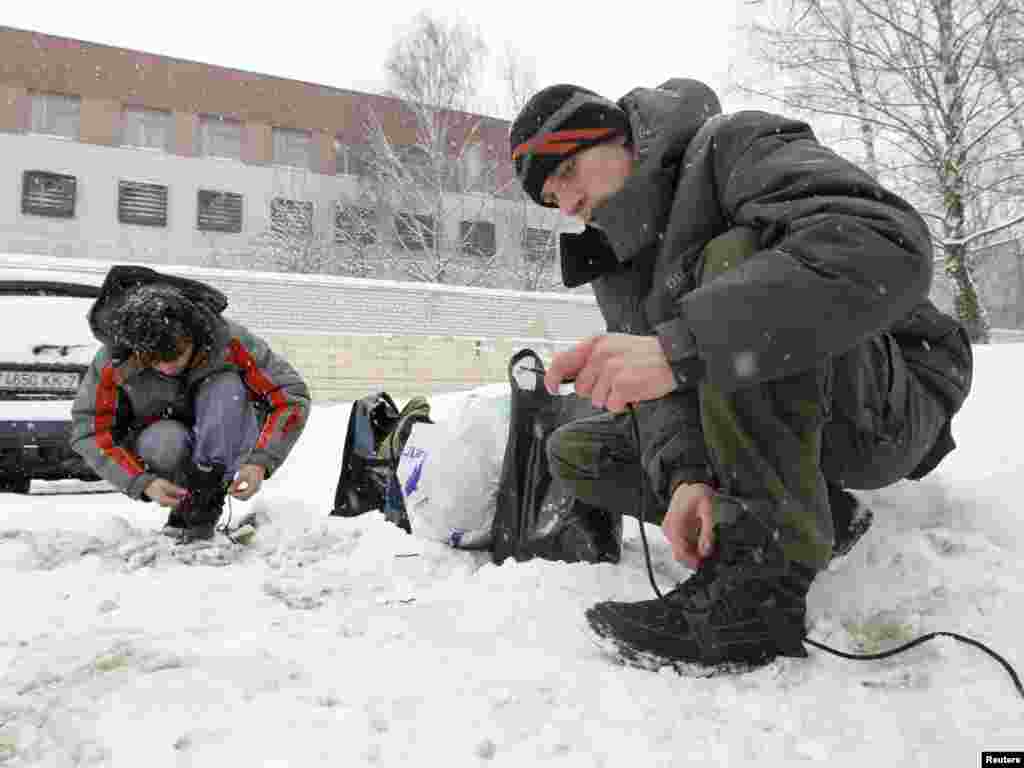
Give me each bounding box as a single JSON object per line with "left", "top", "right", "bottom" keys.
{"left": 4, "top": 2, "right": 775, "bottom": 120}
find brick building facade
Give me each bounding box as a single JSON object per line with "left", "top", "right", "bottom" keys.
{"left": 0, "top": 26, "right": 568, "bottom": 286}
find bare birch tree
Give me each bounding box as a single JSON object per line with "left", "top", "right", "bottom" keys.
{"left": 332, "top": 181, "right": 386, "bottom": 279}
{"left": 237, "top": 164, "right": 378, "bottom": 278}
{"left": 358, "top": 12, "right": 506, "bottom": 286}
{"left": 743, "top": 0, "right": 1024, "bottom": 341}
{"left": 494, "top": 44, "right": 565, "bottom": 292}
{"left": 250, "top": 196, "right": 334, "bottom": 274}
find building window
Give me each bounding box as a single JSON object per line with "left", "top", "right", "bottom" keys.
{"left": 121, "top": 106, "right": 171, "bottom": 151}
{"left": 459, "top": 143, "right": 484, "bottom": 190}
{"left": 523, "top": 227, "right": 557, "bottom": 262}
{"left": 335, "top": 142, "right": 374, "bottom": 177}
{"left": 397, "top": 145, "right": 433, "bottom": 184}
{"left": 395, "top": 213, "right": 435, "bottom": 251}
{"left": 29, "top": 92, "right": 81, "bottom": 139}
{"left": 199, "top": 115, "right": 243, "bottom": 160}
{"left": 197, "top": 190, "right": 243, "bottom": 233}
{"left": 21, "top": 171, "right": 76, "bottom": 218}
{"left": 118, "top": 180, "right": 168, "bottom": 227}
{"left": 460, "top": 220, "right": 496, "bottom": 258}
{"left": 270, "top": 197, "right": 313, "bottom": 236}
{"left": 272, "top": 127, "right": 312, "bottom": 169}
{"left": 334, "top": 140, "right": 346, "bottom": 175}
{"left": 335, "top": 204, "right": 376, "bottom": 245}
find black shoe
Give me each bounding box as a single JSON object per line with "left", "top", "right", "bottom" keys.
{"left": 178, "top": 522, "right": 217, "bottom": 542}
{"left": 586, "top": 506, "right": 813, "bottom": 672}
{"left": 161, "top": 509, "right": 187, "bottom": 538}
{"left": 828, "top": 485, "right": 873, "bottom": 560}
{"left": 177, "top": 462, "right": 228, "bottom": 537}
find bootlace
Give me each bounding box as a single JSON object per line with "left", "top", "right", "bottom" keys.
{"left": 660, "top": 558, "right": 717, "bottom": 605}
{"left": 665, "top": 534, "right": 788, "bottom": 628}
{"left": 218, "top": 494, "right": 234, "bottom": 535}
{"left": 625, "top": 403, "right": 1023, "bottom": 698}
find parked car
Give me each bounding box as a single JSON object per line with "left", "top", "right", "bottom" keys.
{"left": 0, "top": 273, "right": 103, "bottom": 493}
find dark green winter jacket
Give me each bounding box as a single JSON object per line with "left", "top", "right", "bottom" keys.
{"left": 560, "top": 79, "right": 971, "bottom": 497}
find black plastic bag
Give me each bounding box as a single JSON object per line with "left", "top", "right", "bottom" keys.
{"left": 491, "top": 349, "right": 622, "bottom": 565}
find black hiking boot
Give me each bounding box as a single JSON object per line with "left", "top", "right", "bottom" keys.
{"left": 586, "top": 505, "right": 813, "bottom": 672}
{"left": 828, "top": 484, "right": 873, "bottom": 561}
{"left": 176, "top": 462, "right": 228, "bottom": 542}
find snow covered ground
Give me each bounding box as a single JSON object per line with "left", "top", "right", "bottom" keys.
{"left": 1, "top": 344, "right": 1022, "bottom": 767}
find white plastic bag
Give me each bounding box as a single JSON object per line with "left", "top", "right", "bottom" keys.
{"left": 395, "top": 390, "right": 510, "bottom": 548}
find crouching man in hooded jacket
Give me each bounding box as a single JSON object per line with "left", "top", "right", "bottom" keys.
{"left": 509, "top": 81, "right": 973, "bottom": 672}
{"left": 70, "top": 265, "right": 311, "bottom": 541}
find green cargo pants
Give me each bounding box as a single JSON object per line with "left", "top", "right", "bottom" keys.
{"left": 547, "top": 227, "right": 949, "bottom": 570}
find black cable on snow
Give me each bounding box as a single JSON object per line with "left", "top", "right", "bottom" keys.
{"left": 625, "top": 403, "right": 1022, "bottom": 700}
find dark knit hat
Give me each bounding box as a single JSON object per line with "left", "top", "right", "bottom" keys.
{"left": 109, "top": 284, "right": 214, "bottom": 361}
{"left": 510, "top": 84, "right": 630, "bottom": 207}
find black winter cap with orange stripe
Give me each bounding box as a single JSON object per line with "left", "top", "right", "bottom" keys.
{"left": 510, "top": 84, "right": 631, "bottom": 207}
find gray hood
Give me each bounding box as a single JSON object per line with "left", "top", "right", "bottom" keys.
{"left": 87, "top": 265, "right": 228, "bottom": 359}
{"left": 619, "top": 78, "right": 722, "bottom": 169}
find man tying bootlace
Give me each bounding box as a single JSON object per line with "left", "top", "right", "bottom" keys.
{"left": 70, "top": 265, "right": 310, "bottom": 542}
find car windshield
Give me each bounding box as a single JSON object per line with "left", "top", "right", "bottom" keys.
{"left": 0, "top": 292, "right": 98, "bottom": 366}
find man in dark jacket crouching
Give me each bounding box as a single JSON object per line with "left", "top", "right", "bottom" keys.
{"left": 70, "top": 265, "right": 310, "bottom": 541}
{"left": 509, "top": 80, "right": 972, "bottom": 671}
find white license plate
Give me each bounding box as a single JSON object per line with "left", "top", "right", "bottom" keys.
{"left": 0, "top": 370, "right": 81, "bottom": 391}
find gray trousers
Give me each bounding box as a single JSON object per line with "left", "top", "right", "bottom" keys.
{"left": 133, "top": 372, "right": 261, "bottom": 485}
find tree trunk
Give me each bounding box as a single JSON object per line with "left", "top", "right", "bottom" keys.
{"left": 938, "top": 0, "right": 991, "bottom": 342}
{"left": 943, "top": 242, "right": 989, "bottom": 340}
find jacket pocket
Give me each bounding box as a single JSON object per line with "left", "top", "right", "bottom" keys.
{"left": 892, "top": 304, "right": 973, "bottom": 416}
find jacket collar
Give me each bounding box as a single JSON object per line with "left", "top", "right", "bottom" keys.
{"left": 559, "top": 166, "right": 676, "bottom": 288}
{"left": 557, "top": 78, "right": 722, "bottom": 288}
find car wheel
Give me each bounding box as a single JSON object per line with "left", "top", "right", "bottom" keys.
{"left": 0, "top": 475, "right": 31, "bottom": 494}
